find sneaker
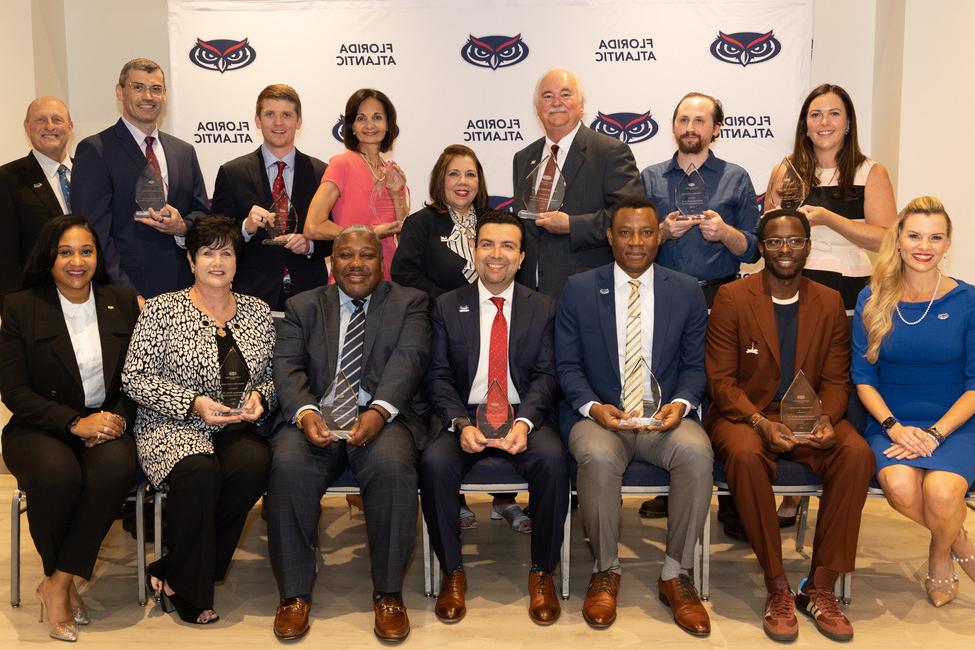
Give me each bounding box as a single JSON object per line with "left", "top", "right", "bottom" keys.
{"left": 763, "top": 588, "right": 798, "bottom": 642}
{"left": 795, "top": 577, "right": 853, "bottom": 641}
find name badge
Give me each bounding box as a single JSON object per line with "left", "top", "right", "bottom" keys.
{"left": 458, "top": 305, "right": 470, "bottom": 313}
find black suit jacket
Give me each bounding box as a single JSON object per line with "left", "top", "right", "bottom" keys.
{"left": 71, "top": 119, "right": 209, "bottom": 298}
{"left": 512, "top": 124, "right": 642, "bottom": 298}
{"left": 426, "top": 282, "right": 557, "bottom": 430}
{"left": 210, "top": 147, "right": 328, "bottom": 310}
{"left": 272, "top": 281, "right": 432, "bottom": 448}
{"left": 0, "top": 152, "right": 67, "bottom": 299}
{"left": 0, "top": 283, "right": 140, "bottom": 441}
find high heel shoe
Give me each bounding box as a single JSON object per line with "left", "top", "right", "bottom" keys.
{"left": 952, "top": 550, "right": 975, "bottom": 582}
{"left": 924, "top": 573, "right": 960, "bottom": 607}
{"left": 146, "top": 558, "right": 172, "bottom": 610}
{"left": 68, "top": 586, "right": 90, "bottom": 625}
{"left": 36, "top": 584, "right": 79, "bottom": 642}
{"left": 166, "top": 591, "right": 219, "bottom": 625}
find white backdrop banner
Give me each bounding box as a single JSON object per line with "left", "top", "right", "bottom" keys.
{"left": 167, "top": 0, "right": 812, "bottom": 209}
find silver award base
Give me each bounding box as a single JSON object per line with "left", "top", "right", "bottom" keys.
{"left": 211, "top": 406, "right": 255, "bottom": 417}
{"left": 673, "top": 214, "right": 708, "bottom": 222}
{"left": 619, "top": 416, "right": 663, "bottom": 427}
{"left": 329, "top": 430, "right": 353, "bottom": 441}
{"left": 134, "top": 209, "right": 172, "bottom": 219}
{"left": 517, "top": 209, "right": 540, "bottom": 221}
{"left": 261, "top": 238, "right": 288, "bottom": 247}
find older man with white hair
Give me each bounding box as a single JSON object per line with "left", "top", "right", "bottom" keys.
{"left": 512, "top": 68, "right": 642, "bottom": 298}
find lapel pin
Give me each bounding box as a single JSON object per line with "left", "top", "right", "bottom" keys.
{"left": 529, "top": 159, "right": 537, "bottom": 166}
{"left": 938, "top": 312, "right": 950, "bottom": 320}
{"left": 746, "top": 340, "right": 759, "bottom": 355}
{"left": 599, "top": 288, "right": 610, "bottom": 295}
{"left": 459, "top": 305, "right": 470, "bottom": 313}
{"left": 107, "top": 305, "right": 116, "bottom": 310}
{"left": 33, "top": 182, "right": 43, "bottom": 188}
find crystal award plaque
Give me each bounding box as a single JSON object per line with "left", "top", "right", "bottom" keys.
{"left": 674, "top": 163, "right": 709, "bottom": 221}
{"left": 214, "top": 346, "right": 253, "bottom": 416}
{"left": 476, "top": 378, "right": 514, "bottom": 447}
{"left": 780, "top": 370, "right": 822, "bottom": 440}
{"left": 772, "top": 158, "right": 807, "bottom": 210}
{"left": 368, "top": 161, "right": 409, "bottom": 223}
{"left": 517, "top": 155, "right": 566, "bottom": 221}
{"left": 261, "top": 193, "right": 298, "bottom": 247}
{"left": 619, "top": 358, "right": 663, "bottom": 427}
{"left": 134, "top": 163, "right": 171, "bottom": 219}
{"left": 319, "top": 371, "right": 357, "bottom": 440}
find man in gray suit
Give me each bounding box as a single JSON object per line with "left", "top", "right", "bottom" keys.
{"left": 268, "top": 226, "right": 430, "bottom": 642}
{"left": 512, "top": 68, "right": 642, "bottom": 298}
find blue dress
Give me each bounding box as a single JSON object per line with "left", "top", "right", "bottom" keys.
{"left": 852, "top": 281, "right": 975, "bottom": 484}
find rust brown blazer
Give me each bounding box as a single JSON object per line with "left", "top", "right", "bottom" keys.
{"left": 704, "top": 272, "right": 850, "bottom": 428}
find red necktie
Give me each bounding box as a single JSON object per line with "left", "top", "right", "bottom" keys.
{"left": 487, "top": 296, "right": 509, "bottom": 427}
{"left": 144, "top": 135, "right": 164, "bottom": 186}
{"left": 534, "top": 143, "right": 559, "bottom": 214}
{"left": 272, "top": 161, "right": 295, "bottom": 233}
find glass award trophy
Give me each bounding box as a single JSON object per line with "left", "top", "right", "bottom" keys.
{"left": 619, "top": 358, "right": 663, "bottom": 427}
{"left": 369, "top": 161, "right": 409, "bottom": 224}
{"left": 780, "top": 370, "right": 822, "bottom": 440}
{"left": 674, "top": 164, "right": 709, "bottom": 221}
{"left": 134, "top": 163, "right": 170, "bottom": 219}
{"left": 319, "top": 371, "right": 357, "bottom": 440}
{"left": 772, "top": 158, "right": 807, "bottom": 210}
{"left": 214, "top": 347, "right": 253, "bottom": 416}
{"left": 261, "top": 193, "right": 298, "bottom": 247}
{"left": 476, "top": 378, "right": 514, "bottom": 447}
{"left": 517, "top": 155, "right": 566, "bottom": 221}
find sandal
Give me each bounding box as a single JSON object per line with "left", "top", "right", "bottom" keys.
{"left": 491, "top": 503, "right": 532, "bottom": 534}
{"left": 165, "top": 592, "right": 220, "bottom": 625}
{"left": 459, "top": 505, "right": 478, "bottom": 530}
{"left": 951, "top": 531, "right": 975, "bottom": 583}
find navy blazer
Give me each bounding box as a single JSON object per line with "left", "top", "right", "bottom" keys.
{"left": 210, "top": 147, "right": 328, "bottom": 310}
{"left": 426, "top": 281, "right": 557, "bottom": 430}
{"left": 555, "top": 262, "right": 707, "bottom": 439}
{"left": 0, "top": 152, "right": 67, "bottom": 299}
{"left": 72, "top": 119, "right": 209, "bottom": 299}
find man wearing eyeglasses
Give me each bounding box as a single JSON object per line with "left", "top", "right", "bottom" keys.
{"left": 72, "top": 58, "right": 209, "bottom": 300}
{"left": 704, "top": 208, "right": 873, "bottom": 643}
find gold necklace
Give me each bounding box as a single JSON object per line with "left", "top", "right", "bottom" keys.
{"left": 359, "top": 152, "right": 386, "bottom": 186}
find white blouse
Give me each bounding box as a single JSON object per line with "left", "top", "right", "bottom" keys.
{"left": 57, "top": 288, "right": 106, "bottom": 408}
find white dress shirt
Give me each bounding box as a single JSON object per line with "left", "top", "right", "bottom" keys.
{"left": 31, "top": 150, "right": 72, "bottom": 213}
{"left": 57, "top": 288, "right": 106, "bottom": 408}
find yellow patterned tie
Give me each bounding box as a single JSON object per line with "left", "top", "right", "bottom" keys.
{"left": 622, "top": 279, "right": 643, "bottom": 415}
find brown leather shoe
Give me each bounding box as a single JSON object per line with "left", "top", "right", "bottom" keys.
{"left": 373, "top": 595, "right": 410, "bottom": 641}
{"left": 582, "top": 571, "right": 620, "bottom": 628}
{"left": 435, "top": 569, "right": 467, "bottom": 623}
{"left": 528, "top": 570, "right": 561, "bottom": 625}
{"left": 763, "top": 589, "right": 799, "bottom": 642}
{"left": 273, "top": 597, "right": 310, "bottom": 640}
{"left": 658, "top": 575, "right": 710, "bottom": 637}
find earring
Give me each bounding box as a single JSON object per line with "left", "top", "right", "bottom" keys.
{"left": 845, "top": 126, "right": 850, "bottom": 135}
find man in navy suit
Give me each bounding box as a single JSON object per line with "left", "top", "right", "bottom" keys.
{"left": 0, "top": 96, "right": 74, "bottom": 300}
{"left": 72, "top": 58, "right": 209, "bottom": 300}
{"left": 556, "top": 195, "right": 713, "bottom": 635}
{"left": 421, "top": 210, "right": 569, "bottom": 625}
{"left": 210, "top": 84, "right": 328, "bottom": 310}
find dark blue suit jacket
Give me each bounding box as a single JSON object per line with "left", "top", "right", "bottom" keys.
{"left": 72, "top": 119, "right": 209, "bottom": 298}
{"left": 427, "top": 281, "right": 558, "bottom": 431}
{"left": 555, "top": 262, "right": 707, "bottom": 440}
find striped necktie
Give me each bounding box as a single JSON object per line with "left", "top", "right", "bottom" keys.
{"left": 622, "top": 279, "right": 644, "bottom": 415}
{"left": 57, "top": 164, "right": 71, "bottom": 213}
{"left": 333, "top": 299, "right": 366, "bottom": 426}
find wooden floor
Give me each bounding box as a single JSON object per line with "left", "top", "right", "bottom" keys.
{"left": 1, "top": 473, "right": 974, "bottom": 648}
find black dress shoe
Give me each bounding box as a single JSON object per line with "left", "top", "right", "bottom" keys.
{"left": 639, "top": 496, "right": 669, "bottom": 519}
{"left": 717, "top": 498, "right": 748, "bottom": 542}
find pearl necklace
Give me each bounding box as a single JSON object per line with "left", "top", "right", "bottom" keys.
{"left": 359, "top": 152, "right": 387, "bottom": 186}
{"left": 895, "top": 271, "right": 942, "bottom": 326}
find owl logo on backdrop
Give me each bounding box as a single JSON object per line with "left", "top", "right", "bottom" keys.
{"left": 331, "top": 116, "right": 344, "bottom": 143}
{"left": 709, "top": 30, "right": 781, "bottom": 67}
{"left": 461, "top": 34, "right": 530, "bottom": 69}
{"left": 589, "top": 111, "right": 658, "bottom": 144}
{"left": 189, "top": 37, "right": 257, "bottom": 73}
{"left": 488, "top": 196, "right": 514, "bottom": 212}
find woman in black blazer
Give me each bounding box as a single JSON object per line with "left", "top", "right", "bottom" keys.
{"left": 0, "top": 215, "right": 139, "bottom": 642}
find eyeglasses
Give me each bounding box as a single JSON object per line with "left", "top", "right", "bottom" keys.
{"left": 762, "top": 237, "right": 808, "bottom": 250}
{"left": 126, "top": 82, "right": 166, "bottom": 97}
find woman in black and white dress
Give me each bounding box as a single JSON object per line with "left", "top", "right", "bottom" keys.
{"left": 123, "top": 215, "right": 276, "bottom": 625}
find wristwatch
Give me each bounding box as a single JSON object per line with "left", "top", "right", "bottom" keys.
{"left": 880, "top": 416, "right": 898, "bottom": 433}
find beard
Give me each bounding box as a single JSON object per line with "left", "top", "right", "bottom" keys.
{"left": 676, "top": 133, "right": 707, "bottom": 155}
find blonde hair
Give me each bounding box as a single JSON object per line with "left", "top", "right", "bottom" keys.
{"left": 862, "top": 196, "right": 951, "bottom": 363}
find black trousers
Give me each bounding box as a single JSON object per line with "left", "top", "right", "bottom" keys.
{"left": 161, "top": 424, "right": 270, "bottom": 609}
{"left": 419, "top": 425, "right": 569, "bottom": 573}
{"left": 2, "top": 427, "right": 136, "bottom": 579}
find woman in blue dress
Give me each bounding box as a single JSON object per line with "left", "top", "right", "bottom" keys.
{"left": 852, "top": 196, "right": 975, "bottom": 607}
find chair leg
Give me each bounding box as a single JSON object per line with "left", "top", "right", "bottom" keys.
{"left": 432, "top": 548, "right": 441, "bottom": 597}
{"left": 795, "top": 496, "right": 810, "bottom": 558}
{"left": 422, "top": 512, "right": 433, "bottom": 598}
{"left": 11, "top": 489, "right": 23, "bottom": 607}
{"left": 136, "top": 484, "right": 147, "bottom": 606}
{"left": 700, "top": 500, "right": 712, "bottom": 600}
{"left": 561, "top": 491, "right": 572, "bottom": 600}
{"left": 841, "top": 572, "right": 853, "bottom": 605}
{"left": 153, "top": 490, "right": 164, "bottom": 562}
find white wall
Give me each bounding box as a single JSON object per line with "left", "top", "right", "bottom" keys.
{"left": 0, "top": 0, "right": 37, "bottom": 158}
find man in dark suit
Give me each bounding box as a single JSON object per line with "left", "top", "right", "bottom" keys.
{"left": 72, "top": 58, "right": 209, "bottom": 301}
{"left": 512, "top": 68, "right": 642, "bottom": 298}
{"left": 556, "top": 195, "right": 713, "bottom": 635}
{"left": 268, "top": 226, "right": 430, "bottom": 642}
{"left": 210, "top": 84, "right": 328, "bottom": 310}
{"left": 421, "top": 210, "right": 568, "bottom": 625}
{"left": 705, "top": 208, "right": 873, "bottom": 642}
{"left": 0, "top": 96, "right": 74, "bottom": 299}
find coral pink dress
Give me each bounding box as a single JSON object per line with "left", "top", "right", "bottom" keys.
{"left": 321, "top": 150, "right": 399, "bottom": 279}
